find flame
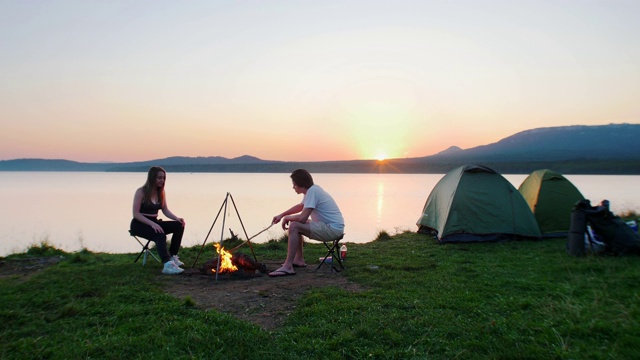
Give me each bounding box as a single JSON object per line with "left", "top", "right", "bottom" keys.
{"left": 212, "top": 243, "right": 238, "bottom": 273}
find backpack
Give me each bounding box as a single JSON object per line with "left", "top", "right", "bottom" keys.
{"left": 567, "top": 199, "right": 640, "bottom": 256}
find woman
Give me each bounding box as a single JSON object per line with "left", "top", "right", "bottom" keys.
{"left": 130, "top": 166, "right": 186, "bottom": 275}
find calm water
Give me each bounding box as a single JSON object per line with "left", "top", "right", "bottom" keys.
{"left": 1, "top": 172, "right": 639, "bottom": 256}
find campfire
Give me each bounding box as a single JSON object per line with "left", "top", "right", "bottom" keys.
{"left": 212, "top": 243, "right": 238, "bottom": 273}
{"left": 199, "top": 243, "right": 267, "bottom": 278}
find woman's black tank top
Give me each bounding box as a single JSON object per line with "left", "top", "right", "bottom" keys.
{"left": 140, "top": 201, "right": 162, "bottom": 215}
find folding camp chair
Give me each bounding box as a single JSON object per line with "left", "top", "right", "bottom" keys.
{"left": 315, "top": 234, "right": 345, "bottom": 273}
{"left": 129, "top": 230, "right": 160, "bottom": 266}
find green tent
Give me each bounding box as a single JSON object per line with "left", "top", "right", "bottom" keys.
{"left": 518, "top": 169, "right": 584, "bottom": 237}
{"left": 416, "top": 164, "right": 542, "bottom": 243}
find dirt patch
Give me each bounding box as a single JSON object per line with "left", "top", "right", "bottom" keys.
{"left": 0, "top": 257, "right": 63, "bottom": 280}
{"left": 161, "top": 259, "right": 365, "bottom": 330}
{"left": 0, "top": 256, "right": 365, "bottom": 330}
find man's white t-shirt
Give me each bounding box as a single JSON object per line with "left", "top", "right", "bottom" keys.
{"left": 302, "top": 185, "right": 345, "bottom": 232}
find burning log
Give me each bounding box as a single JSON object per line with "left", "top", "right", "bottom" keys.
{"left": 199, "top": 251, "right": 267, "bottom": 276}
{"left": 232, "top": 253, "right": 267, "bottom": 273}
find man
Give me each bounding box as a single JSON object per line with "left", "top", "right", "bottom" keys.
{"left": 269, "top": 169, "right": 345, "bottom": 277}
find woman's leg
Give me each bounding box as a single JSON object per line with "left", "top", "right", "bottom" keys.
{"left": 130, "top": 219, "right": 171, "bottom": 263}
{"left": 158, "top": 220, "right": 184, "bottom": 256}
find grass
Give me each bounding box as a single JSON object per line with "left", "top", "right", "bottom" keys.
{"left": 1, "top": 233, "right": 639, "bottom": 359}
{"left": 619, "top": 210, "right": 639, "bottom": 222}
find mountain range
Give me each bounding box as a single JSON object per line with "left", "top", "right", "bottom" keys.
{"left": 2, "top": 123, "right": 639, "bottom": 174}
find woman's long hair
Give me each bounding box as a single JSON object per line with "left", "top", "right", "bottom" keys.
{"left": 142, "top": 166, "right": 166, "bottom": 206}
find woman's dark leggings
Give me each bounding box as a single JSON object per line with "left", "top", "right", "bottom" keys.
{"left": 130, "top": 217, "right": 184, "bottom": 264}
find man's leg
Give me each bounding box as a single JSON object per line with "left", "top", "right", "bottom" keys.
{"left": 291, "top": 225, "right": 308, "bottom": 266}
{"left": 272, "top": 221, "right": 310, "bottom": 274}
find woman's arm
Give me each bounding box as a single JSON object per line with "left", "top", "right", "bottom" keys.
{"left": 161, "top": 198, "right": 185, "bottom": 226}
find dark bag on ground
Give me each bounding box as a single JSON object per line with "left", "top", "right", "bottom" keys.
{"left": 567, "top": 199, "right": 640, "bottom": 256}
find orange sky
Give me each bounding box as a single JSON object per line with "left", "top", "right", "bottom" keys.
{"left": 1, "top": 1, "right": 638, "bottom": 163}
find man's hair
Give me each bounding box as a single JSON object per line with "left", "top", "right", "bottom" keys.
{"left": 290, "top": 169, "right": 314, "bottom": 189}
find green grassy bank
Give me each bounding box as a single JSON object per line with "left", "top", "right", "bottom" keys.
{"left": 1, "top": 233, "right": 639, "bottom": 359}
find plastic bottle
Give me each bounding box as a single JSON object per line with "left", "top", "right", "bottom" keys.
{"left": 340, "top": 244, "right": 347, "bottom": 260}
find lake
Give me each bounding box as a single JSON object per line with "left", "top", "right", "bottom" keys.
{"left": 1, "top": 172, "right": 639, "bottom": 257}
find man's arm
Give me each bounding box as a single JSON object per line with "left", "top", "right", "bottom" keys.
{"left": 272, "top": 203, "right": 304, "bottom": 224}
{"left": 279, "top": 207, "right": 313, "bottom": 230}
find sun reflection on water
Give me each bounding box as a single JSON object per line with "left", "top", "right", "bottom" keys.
{"left": 376, "top": 180, "right": 384, "bottom": 228}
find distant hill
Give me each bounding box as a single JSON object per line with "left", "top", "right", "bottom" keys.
{"left": 0, "top": 155, "right": 279, "bottom": 172}
{"left": 1, "top": 124, "right": 639, "bottom": 174}
{"left": 0, "top": 159, "right": 112, "bottom": 171}
{"left": 394, "top": 123, "right": 640, "bottom": 174}
{"left": 106, "top": 155, "right": 277, "bottom": 171}
{"left": 427, "top": 124, "right": 640, "bottom": 162}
